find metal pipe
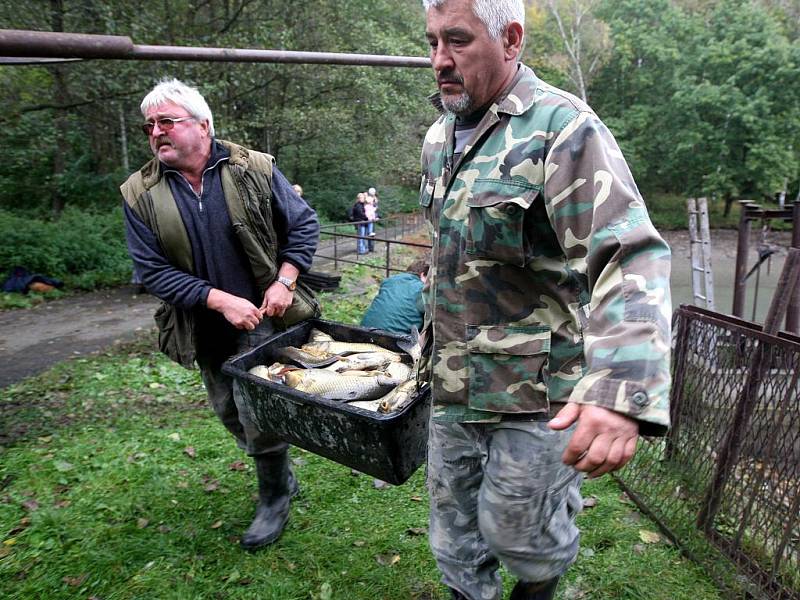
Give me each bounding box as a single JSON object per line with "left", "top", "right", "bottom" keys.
{"left": 0, "top": 29, "right": 431, "bottom": 68}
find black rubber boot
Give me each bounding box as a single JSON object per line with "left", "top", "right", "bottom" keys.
{"left": 449, "top": 589, "right": 469, "bottom": 600}
{"left": 509, "top": 577, "right": 560, "bottom": 600}
{"left": 239, "top": 452, "right": 299, "bottom": 550}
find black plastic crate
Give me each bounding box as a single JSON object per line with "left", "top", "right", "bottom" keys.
{"left": 222, "top": 319, "right": 430, "bottom": 485}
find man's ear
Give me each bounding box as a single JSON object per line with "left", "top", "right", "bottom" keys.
{"left": 503, "top": 21, "right": 524, "bottom": 61}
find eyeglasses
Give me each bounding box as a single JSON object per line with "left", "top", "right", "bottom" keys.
{"left": 141, "top": 116, "right": 195, "bottom": 136}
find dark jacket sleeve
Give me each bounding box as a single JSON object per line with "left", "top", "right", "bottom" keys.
{"left": 123, "top": 202, "right": 212, "bottom": 310}
{"left": 270, "top": 167, "right": 319, "bottom": 273}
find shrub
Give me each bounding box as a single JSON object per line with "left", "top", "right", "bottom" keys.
{"left": 0, "top": 207, "right": 133, "bottom": 290}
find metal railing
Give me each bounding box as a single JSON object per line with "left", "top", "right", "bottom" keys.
{"left": 617, "top": 305, "right": 800, "bottom": 599}
{"left": 314, "top": 213, "right": 430, "bottom": 278}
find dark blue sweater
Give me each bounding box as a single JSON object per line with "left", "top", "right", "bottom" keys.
{"left": 124, "top": 141, "right": 319, "bottom": 311}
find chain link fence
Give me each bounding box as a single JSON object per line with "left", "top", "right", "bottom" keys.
{"left": 616, "top": 305, "right": 800, "bottom": 599}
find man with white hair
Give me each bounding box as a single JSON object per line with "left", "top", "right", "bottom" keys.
{"left": 418, "top": 1, "right": 671, "bottom": 598}
{"left": 121, "top": 78, "right": 319, "bottom": 551}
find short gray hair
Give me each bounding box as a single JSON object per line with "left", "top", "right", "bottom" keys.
{"left": 422, "top": 0, "right": 525, "bottom": 39}
{"left": 140, "top": 78, "right": 215, "bottom": 137}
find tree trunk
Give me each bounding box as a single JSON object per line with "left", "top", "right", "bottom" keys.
{"left": 50, "top": 0, "right": 69, "bottom": 218}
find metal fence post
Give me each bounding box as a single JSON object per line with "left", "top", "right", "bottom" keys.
{"left": 697, "top": 248, "right": 800, "bottom": 531}
{"left": 333, "top": 225, "right": 339, "bottom": 271}
{"left": 732, "top": 202, "right": 753, "bottom": 318}
{"left": 787, "top": 200, "right": 800, "bottom": 333}
{"left": 665, "top": 310, "right": 691, "bottom": 460}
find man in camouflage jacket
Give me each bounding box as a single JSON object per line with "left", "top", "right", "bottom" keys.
{"left": 419, "top": 1, "right": 671, "bottom": 599}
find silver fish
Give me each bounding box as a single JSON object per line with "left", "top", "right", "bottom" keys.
{"left": 277, "top": 346, "right": 341, "bottom": 368}
{"left": 323, "top": 352, "right": 401, "bottom": 373}
{"left": 302, "top": 340, "right": 402, "bottom": 358}
{"left": 378, "top": 379, "right": 418, "bottom": 413}
{"left": 248, "top": 362, "right": 297, "bottom": 383}
{"left": 308, "top": 328, "right": 335, "bottom": 343}
{"left": 283, "top": 369, "right": 396, "bottom": 401}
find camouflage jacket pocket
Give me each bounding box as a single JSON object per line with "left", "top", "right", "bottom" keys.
{"left": 466, "top": 179, "right": 539, "bottom": 267}
{"left": 419, "top": 178, "right": 434, "bottom": 223}
{"left": 466, "top": 324, "right": 550, "bottom": 413}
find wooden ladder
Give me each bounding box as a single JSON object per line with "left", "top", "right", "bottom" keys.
{"left": 687, "top": 197, "right": 715, "bottom": 310}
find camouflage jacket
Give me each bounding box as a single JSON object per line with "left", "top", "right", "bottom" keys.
{"left": 419, "top": 65, "right": 671, "bottom": 436}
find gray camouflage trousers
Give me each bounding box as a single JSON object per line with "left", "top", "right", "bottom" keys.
{"left": 427, "top": 420, "right": 583, "bottom": 600}
{"left": 197, "top": 319, "right": 288, "bottom": 457}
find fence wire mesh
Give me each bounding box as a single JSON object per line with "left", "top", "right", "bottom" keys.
{"left": 617, "top": 306, "right": 800, "bottom": 599}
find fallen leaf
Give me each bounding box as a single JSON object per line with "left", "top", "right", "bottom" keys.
{"left": 53, "top": 461, "right": 74, "bottom": 472}
{"left": 639, "top": 530, "right": 661, "bottom": 544}
{"left": 183, "top": 447, "right": 196, "bottom": 459}
{"left": 580, "top": 547, "right": 595, "bottom": 558}
{"left": 21, "top": 499, "right": 39, "bottom": 511}
{"left": 286, "top": 562, "right": 297, "bottom": 571}
{"left": 158, "top": 525, "right": 172, "bottom": 533}
{"left": 177, "top": 481, "right": 189, "bottom": 489}
{"left": 582, "top": 496, "right": 598, "bottom": 509}
{"left": 37, "top": 436, "right": 52, "bottom": 444}
{"left": 632, "top": 543, "right": 646, "bottom": 554}
{"left": 62, "top": 573, "right": 88, "bottom": 586}
{"left": 54, "top": 499, "right": 71, "bottom": 509}
{"left": 410, "top": 495, "right": 422, "bottom": 502}
{"left": 210, "top": 520, "right": 223, "bottom": 529}
{"left": 319, "top": 582, "right": 333, "bottom": 600}
{"left": 150, "top": 382, "right": 164, "bottom": 389}
{"left": 3, "top": 538, "right": 16, "bottom": 546}
{"left": 137, "top": 518, "right": 149, "bottom": 529}
{"left": 619, "top": 492, "right": 634, "bottom": 505}
{"left": 291, "top": 457, "right": 307, "bottom": 467}
{"left": 373, "top": 480, "right": 390, "bottom": 490}
{"left": 167, "top": 432, "right": 181, "bottom": 442}
{"left": 204, "top": 480, "right": 220, "bottom": 493}
{"left": 405, "top": 527, "right": 427, "bottom": 536}
{"left": 375, "top": 552, "right": 401, "bottom": 567}
{"left": 0, "top": 547, "right": 11, "bottom": 558}
{"left": 353, "top": 540, "right": 366, "bottom": 547}
{"left": 228, "top": 460, "right": 246, "bottom": 471}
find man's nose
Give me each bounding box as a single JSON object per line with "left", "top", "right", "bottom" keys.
{"left": 431, "top": 44, "right": 454, "bottom": 73}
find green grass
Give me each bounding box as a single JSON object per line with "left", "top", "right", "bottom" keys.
{"left": 1, "top": 272, "right": 723, "bottom": 599}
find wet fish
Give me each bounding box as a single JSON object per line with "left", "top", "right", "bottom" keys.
{"left": 248, "top": 362, "right": 297, "bottom": 383}
{"left": 383, "top": 361, "right": 412, "bottom": 382}
{"left": 378, "top": 379, "right": 418, "bottom": 413}
{"left": 302, "top": 340, "right": 402, "bottom": 358}
{"left": 284, "top": 369, "right": 397, "bottom": 401}
{"left": 277, "top": 346, "right": 341, "bottom": 368}
{"left": 323, "top": 352, "right": 401, "bottom": 373}
{"left": 308, "top": 328, "right": 335, "bottom": 343}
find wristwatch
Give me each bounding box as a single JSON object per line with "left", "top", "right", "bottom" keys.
{"left": 277, "top": 275, "right": 297, "bottom": 291}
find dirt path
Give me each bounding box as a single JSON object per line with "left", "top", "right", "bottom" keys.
{"left": 0, "top": 286, "right": 159, "bottom": 388}
{"left": 1, "top": 228, "right": 794, "bottom": 389}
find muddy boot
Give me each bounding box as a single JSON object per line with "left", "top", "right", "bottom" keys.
{"left": 509, "top": 577, "right": 560, "bottom": 600}
{"left": 240, "top": 451, "right": 299, "bottom": 550}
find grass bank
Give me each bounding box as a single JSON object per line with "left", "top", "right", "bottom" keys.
{"left": 1, "top": 264, "right": 722, "bottom": 600}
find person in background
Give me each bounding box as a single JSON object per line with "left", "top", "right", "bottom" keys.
{"left": 361, "top": 259, "right": 429, "bottom": 335}
{"left": 364, "top": 193, "right": 378, "bottom": 253}
{"left": 418, "top": 1, "right": 672, "bottom": 599}
{"left": 351, "top": 192, "right": 369, "bottom": 255}
{"left": 121, "top": 77, "right": 320, "bottom": 552}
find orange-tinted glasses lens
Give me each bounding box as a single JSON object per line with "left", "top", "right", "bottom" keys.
{"left": 141, "top": 116, "right": 194, "bottom": 136}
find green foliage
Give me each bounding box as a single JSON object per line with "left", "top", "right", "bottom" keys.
{"left": 0, "top": 208, "right": 132, "bottom": 290}
{"left": 592, "top": 0, "right": 800, "bottom": 202}
{"left": 0, "top": 0, "right": 434, "bottom": 221}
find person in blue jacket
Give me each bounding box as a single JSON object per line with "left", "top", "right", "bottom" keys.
{"left": 361, "top": 259, "right": 429, "bottom": 335}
